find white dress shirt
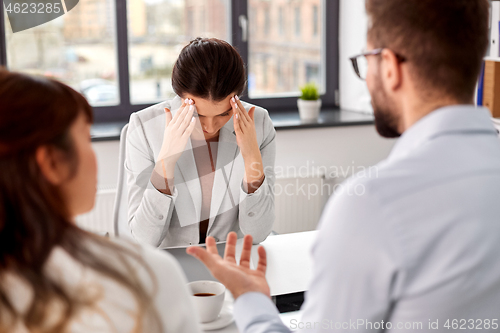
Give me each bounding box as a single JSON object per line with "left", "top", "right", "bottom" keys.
{"left": 233, "top": 105, "right": 500, "bottom": 332}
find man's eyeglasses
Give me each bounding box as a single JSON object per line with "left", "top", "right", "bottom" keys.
{"left": 349, "top": 48, "right": 407, "bottom": 81}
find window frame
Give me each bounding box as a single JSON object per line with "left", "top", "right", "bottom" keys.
{"left": 0, "top": 6, "right": 6, "bottom": 66}
{"left": 0, "top": 0, "right": 340, "bottom": 123}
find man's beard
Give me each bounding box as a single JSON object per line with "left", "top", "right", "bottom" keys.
{"left": 370, "top": 75, "right": 401, "bottom": 138}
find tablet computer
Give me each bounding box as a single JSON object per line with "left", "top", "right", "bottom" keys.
{"left": 163, "top": 242, "right": 226, "bottom": 282}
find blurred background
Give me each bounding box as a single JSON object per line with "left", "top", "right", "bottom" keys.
{"left": 4, "top": 0, "right": 323, "bottom": 107}
{"left": 1, "top": 0, "right": 389, "bottom": 236}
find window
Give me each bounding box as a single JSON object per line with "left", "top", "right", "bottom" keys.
{"left": 306, "top": 63, "right": 320, "bottom": 84}
{"left": 3, "top": 0, "right": 119, "bottom": 107}
{"left": 313, "top": 5, "right": 319, "bottom": 36}
{"left": 128, "top": 0, "right": 229, "bottom": 105}
{"left": 263, "top": 56, "right": 268, "bottom": 87}
{"left": 293, "top": 60, "right": 299, "bottom": 89}
{"left": 0, "top": 0, "right": 339, "bottom": 122}
{"left": 264, "top": 8, "right": 270, "bottom": 36}
{"left": 295, "top": 7, "right": 301, "bottom": 37}
{"left": 279, "top": 7, "right": 284, "bottom": 36}
{"left": 247, "top": 0, "right": 323, "bottom": 99}
{"left": 277, "top": 59, "right": 283, "bottom": 88}
{"left": 250, "top": 7, "right": 257, "bottom": 35}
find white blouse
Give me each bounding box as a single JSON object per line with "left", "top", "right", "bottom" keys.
{"left": 3, "top": 239, "right": 202, "bottom": 333}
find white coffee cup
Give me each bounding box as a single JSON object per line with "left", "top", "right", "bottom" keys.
{"left": 188, "top": 280, "right": 226, "bottom": 323}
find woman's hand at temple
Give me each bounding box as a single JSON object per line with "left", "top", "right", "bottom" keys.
{"left": 187, "top": 232, "right": 271, "bottom": 300}
{"left": 151, "top": 99, "right": 197, "bottom": 195}
{"left": 231, "top": 96, "right": 265, "bottom": 193}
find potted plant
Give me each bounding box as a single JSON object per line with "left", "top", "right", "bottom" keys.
{"left": 297, "top": 82, "right": 322, "bottom": 121}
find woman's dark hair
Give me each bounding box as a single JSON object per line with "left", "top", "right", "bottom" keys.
{"left": 0, "top": 69, "right": 160, "bottom": 332}
{"left": 366, "top": 0, "right": 489, "bottom": 102}
{"left": 172, "top": 37, "right": 246, "bottom": 101}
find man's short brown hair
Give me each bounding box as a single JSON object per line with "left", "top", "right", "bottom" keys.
{"left": 366, "top": 0, "right": 489, "bottom": 102}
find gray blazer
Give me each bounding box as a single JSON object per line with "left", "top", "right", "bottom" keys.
{"left": 125, "top": 95, "right": 276, "bottom": 248}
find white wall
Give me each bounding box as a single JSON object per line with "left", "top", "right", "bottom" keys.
{"left": 93, "top": 141, "right": 122, "bottom": 189}
{"left": 339, "top": 0, "right": 372, "bottom": 113}
{"left": 275, "top": 126, "right": 393, "bottom": 177}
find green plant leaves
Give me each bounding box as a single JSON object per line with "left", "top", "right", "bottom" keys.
{"left": 299, "top": 82, "right": 320, "bottom": 100}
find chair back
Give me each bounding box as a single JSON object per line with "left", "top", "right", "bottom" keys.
{"left": 112, "top": 124, "right": 133, "bottom": 239}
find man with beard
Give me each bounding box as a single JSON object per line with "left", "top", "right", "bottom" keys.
{"left": 187, "top": 0, "right": 500, "bottom": 332}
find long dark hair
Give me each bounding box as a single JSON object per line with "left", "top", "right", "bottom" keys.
{"left": 0, "top": 69, "right": 160, "bottom": 332}
{"left": 172, "top": 37, "right": 246, "bottom": 101}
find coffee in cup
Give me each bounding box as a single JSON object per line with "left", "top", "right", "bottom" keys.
{"left": 187, "top": 280, "right": 226, "bottom": 323}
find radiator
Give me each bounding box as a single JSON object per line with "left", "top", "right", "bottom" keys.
{"left": 75, "top": 186, "right": 116, "bottom": 235}
{"left": 75, "top": 176, "right": 335, "bottom": 236}
{"left": 273, "top": 176, "right": 335, "bottom": 234}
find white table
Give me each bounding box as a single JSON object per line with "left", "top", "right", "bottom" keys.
{"left": 206, "top": 231, "right": 318, "bottom": 332}
{"left": 210, "top": 304, "right": 303, "bottom": 333}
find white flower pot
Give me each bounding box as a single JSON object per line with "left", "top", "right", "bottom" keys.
{"left": 297, "top": 99, "right": 322, "bottom": 121}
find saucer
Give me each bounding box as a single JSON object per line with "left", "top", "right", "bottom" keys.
{"left": 201, "top": 301, "right": 234, "bottom": 331}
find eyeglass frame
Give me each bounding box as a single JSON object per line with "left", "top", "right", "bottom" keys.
{"left": 349, "top": 48, "right": 407, "bottom": 81}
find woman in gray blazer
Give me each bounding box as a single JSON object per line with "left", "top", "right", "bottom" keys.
{"left": 125, "top": 38, "right": 276, "bottom": 248}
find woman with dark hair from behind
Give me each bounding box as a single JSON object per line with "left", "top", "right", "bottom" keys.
{"left": 126, "top": 37, "right": 276, "bottom": 247}
{"left": 0, "top": 69, "right": 201, "bottom": 332}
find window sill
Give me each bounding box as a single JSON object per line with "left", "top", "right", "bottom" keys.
{"left": 91, "top": 108, "right": 374, "bottom": 142}
{"left": 270, "top": 108, "right": 374, "bottom": 130}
